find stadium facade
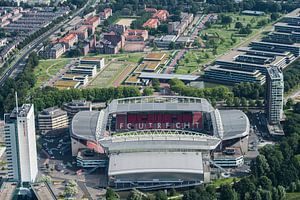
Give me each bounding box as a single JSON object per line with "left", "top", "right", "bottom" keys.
{"left": 70, "top": 96, "right": 250, "bottom": 190}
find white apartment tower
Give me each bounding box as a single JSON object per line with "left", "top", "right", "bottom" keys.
{"left": 266, "top": 67, "right": 284, "bottom": 125}
{"left": 4, "top": 104, "right": 38, "bottom": 183}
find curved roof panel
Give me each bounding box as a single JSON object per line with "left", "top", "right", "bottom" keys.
{"left": 71, "top": 111, "right": 100, "bottom": 141}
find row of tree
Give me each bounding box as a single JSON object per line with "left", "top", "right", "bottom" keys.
{"left": 283, "top": 59, "right": 300, "bottom": 93}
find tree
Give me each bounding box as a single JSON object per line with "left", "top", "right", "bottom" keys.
{"left": 271, "top": 12, "right": 280, "bottom": 21}
{"left": 259, "top": 176, "right": 272, "bottom": 191}
{"left": 220, "top": 15, "right": 233, "bottom": 25}
{"left": 277, "top": 186, "right": 286, "bottom": 200}
{"left": 155, "top": 191, "right": 167, "bottom": 200}
{"left": 38, "top": 175, "right": 52, "bottom": 184}
{"left": 294, "top": 102, "right": 300, "bottom": 114}
{"left": 106, "top": 188, "right": 120, "bottom": 200}
{"left": 260, "top": 190, "right": 272, "bottom": 200}
{"left": 219, "top": 184, "right": 238, "bottom": 200}
{"left": 63, "top": 181, "right": 78, "bottom": 198}
{"left": 169, "top": 41, "right": 176, "bottom": 49}
{"left": 152, "top": 78, "right": 160, "bottom": 92}
{"left": 235, "top": 21, "right": 243, "bottom": 29}
{"left": 250, "top": 155, "right": 270, "bottom": 177}
{"left": 127, "top": 190, "right": 144, "bottom": 200}
{"left": 143, "top": 87, "right": 154, "bottom": 96}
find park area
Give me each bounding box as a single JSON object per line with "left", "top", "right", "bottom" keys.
{"left": 175, "top": 13, "right": 271, "bottom": 74}
{"left": 34, "top": 58, "right": 71, "bottom": 88}
{"left": 116, "top": 18, "right": 136, "bottom": 27}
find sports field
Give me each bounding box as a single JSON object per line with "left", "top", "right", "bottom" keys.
{"left": 116, "top": 18, "right": 136, "bottom": 27}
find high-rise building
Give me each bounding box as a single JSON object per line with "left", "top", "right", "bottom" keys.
{"left": 4, "top": 104, "right": 38, "bottom": 183}
{"left": 266, "top": 67, "right": 284, "bottom": 125}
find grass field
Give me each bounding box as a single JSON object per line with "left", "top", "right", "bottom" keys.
{"left": 34, "top": 58, "right": 71, "bottom": 88}
{"left": 87, "top": 62, "right": 128, "bottom": 88}
{"left": 176, "top": 13, "right": 271, "bottom": 74}
{"left": 287, "top": 193, "right": 300, "bottom": 200}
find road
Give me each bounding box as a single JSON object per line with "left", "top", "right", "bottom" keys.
{"left": 0, "top": 0, "right": 94, "bottom": 86}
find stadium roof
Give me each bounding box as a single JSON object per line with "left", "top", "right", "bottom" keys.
{"left": 108, "top": 151, "right": 203, "bottom": 176}
{"left": 71, "top": 111, "right": 101, "bottom": 141}
{"left": 99, "top": 129, "right": 221, "bottom": 152}
{"left": 107, "top": 96, "right": 214, "bottom": 114}
{"left": 139, "top": 72, "right": 199, "bottom": 81}
{"left": 219, "top": 110, "right": 250, "bottom": 140}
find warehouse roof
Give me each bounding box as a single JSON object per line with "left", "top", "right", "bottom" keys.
{"left": 108, "top": 151, "right": 203, "bottom": 176}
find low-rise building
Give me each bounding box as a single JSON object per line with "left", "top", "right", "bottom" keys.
{"left": 154, "top": 35, "right": 178, "bottom": 48}
{"left": 83, "top": 16, "right": 100, "bottom": 28}
{"left": 53, "top": 80, "right": 80, "bottom": 90}
{"left": 108, "top": 24, "right": 126, "bottom": 35}
{"left": 143, "top": 18, "right": 160, "bottom": 29}
{"left": 62, "top": 74, "right": 89, "bottom": 86}
{"left": 70, "top": 26, "right": 88, "bottom": 40}
{"left": 124, "top": 29, "right": 149, "bottom": 41}
{"left": 80, "top": 57, "right": 105, "bottom": 69}
{"left": 69, "top": 65, "right": 97, "bottom": 77}
{"left": 100, "top": 8, "right": 112, "bottom": 20}
{"left": 62, "top": 100, "right": 92, "bottom": 119}
{"left": 38, "top": 107, "right": 69, "bottom": 133}
{"left": 49, "top": 43, "right": 65, "bottom": 59}
{"left": 152, "top": 10, "right": 169, "bottom": 21}
{"left": 59, "top": 33, "right": 78, "bottom": 49}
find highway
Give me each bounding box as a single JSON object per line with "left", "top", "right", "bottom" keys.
{"left": 0, "top": 1, "right": 93, "bottom": 86}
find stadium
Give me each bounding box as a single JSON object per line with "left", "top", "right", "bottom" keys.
{"left": 70, "top": 96, "right": 250, "bottom": 190}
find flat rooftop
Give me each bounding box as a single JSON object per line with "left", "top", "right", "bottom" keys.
{"left": 53, "top": 80, "right": 80, "bottom": 88}
{"left": 144, "top": 53, "right": 166, "bottom": 61}
{"left": 80, "top": 57, "right": 104, "bottom": 61}
{"left": 109, "top": 151, "right": 204, "bottom": 176}
{"left": 0, "top": 182, "right": 17, "bottom": 200}
{"left": 267, "top": 66, "right": 283, "bottom": 80}
{"left": 31, "top": 182, "right": 57, "bottom": 200}
{"left": 139, "top": 72, "right": 199, "bottom": 81}
{"left": 217, "top": 49, "right": 287, "bottom": 68}
{"left": 285, "top": 8, "right": 300, "bottom": 18}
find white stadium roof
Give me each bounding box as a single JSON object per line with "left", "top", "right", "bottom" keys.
{"left": 70, "top": 96, "right": 250, "bottom": 148}
{"left": 99, "top": 129, "right": 221, "bottom": 152}
{"left": 109, "top": 151, "right": 203, "bottom": 176}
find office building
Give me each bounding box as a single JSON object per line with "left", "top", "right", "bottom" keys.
{"left": 4, "top": 104, "right": 38, "bottom": 183}
{"left": 38, "top": 107, "right": 69, "bottom": 133}
{"left": 62, "top": 100, "right": 92, "bottom": 119}
{"left": 266, "top": 67, "right": 284, "bottom": 125}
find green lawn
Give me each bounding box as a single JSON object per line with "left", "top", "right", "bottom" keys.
{"left": 210, "top": 177, "right": 240, "bottom": 188}
{"left": 176, "top": 13, "right": 271, "bottom": 74}
{"left": 34, "top": 58, "right": 71, "bottom": 88}
{"left": 287, "top": 193, "right": 300, "bottom": 200}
